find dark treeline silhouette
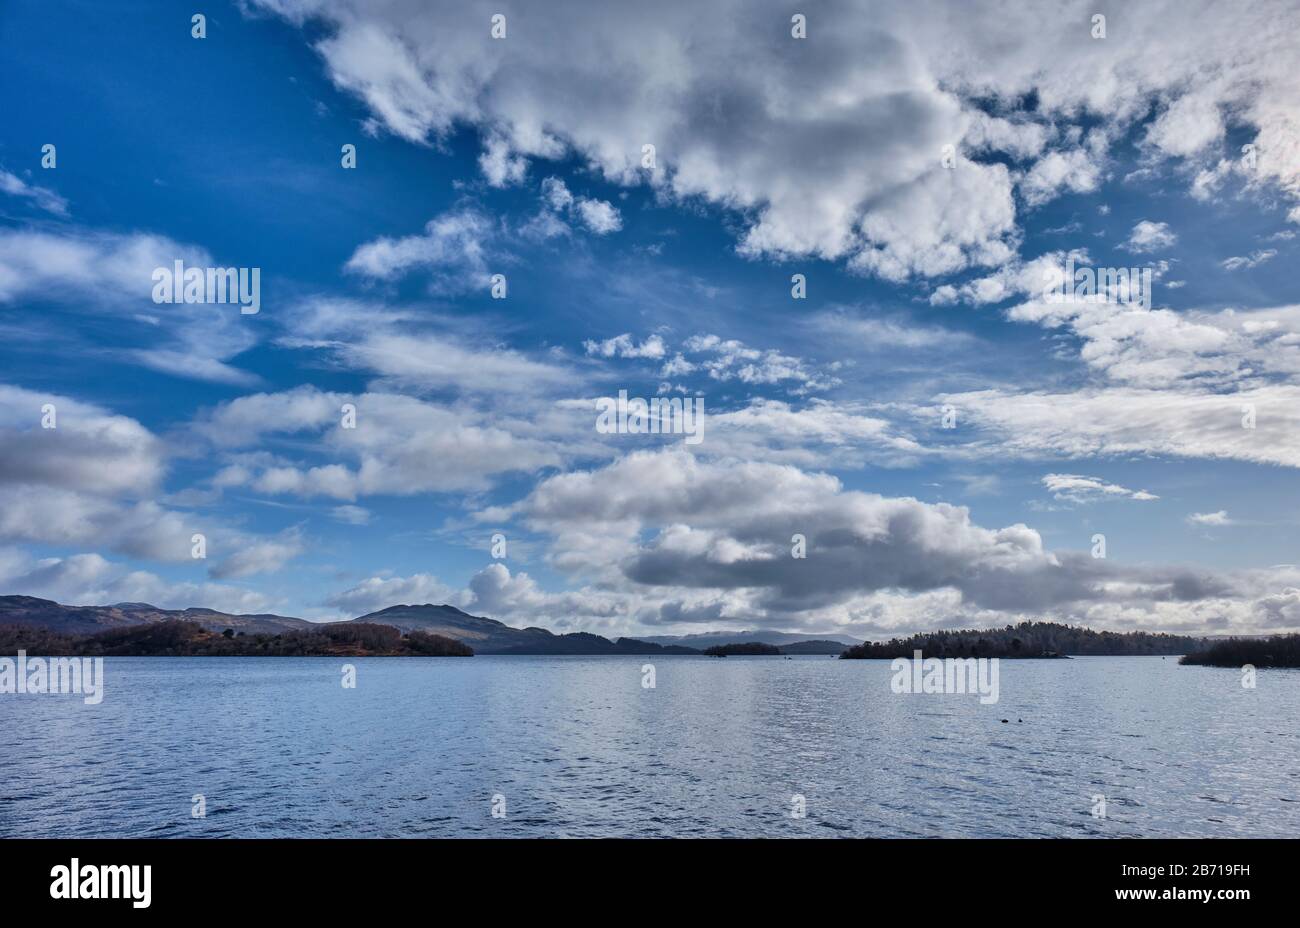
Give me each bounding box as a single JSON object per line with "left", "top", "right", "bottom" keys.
{"left": 841, "top": 621, "right": 1205, "bottom": 659}
{"left": 1181, "top": 634, "right": 1300, "bottom": 667}
{"left": 704, "top": 642, "right": 782, "bottom": 656}
{"left": 0, "top": 620, "right": 473, "bottom": 657}
{"left": 779, "top": 639, "right": 851, "bottom": 655}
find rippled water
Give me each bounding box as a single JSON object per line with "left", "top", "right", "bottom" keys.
{"left": 1, "top": 655, "right": 1296, "bottom": 837}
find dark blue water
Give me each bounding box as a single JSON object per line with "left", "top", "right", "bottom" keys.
{"left": 1, "top": 655, "right": 1296, "bottom": 837}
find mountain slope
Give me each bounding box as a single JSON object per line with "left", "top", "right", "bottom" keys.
{"left": 343, "top": 603, "right": 556, "bottom": 652}
{"left": 0, "top": 595, "right": 313, "bottom": 636}
{"left": 3, "top": 596, "right": 836, "bottom": 656}
{"left": 343, "top": 604, "right": 698, "bottom": 654}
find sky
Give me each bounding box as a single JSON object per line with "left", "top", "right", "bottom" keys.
{"left": 1, "top": 0, "right": 1299, "bottom": 639}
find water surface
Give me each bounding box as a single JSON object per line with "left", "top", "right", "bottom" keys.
{"left": 2, "top": 655, "right": 1295, "bottom": 837}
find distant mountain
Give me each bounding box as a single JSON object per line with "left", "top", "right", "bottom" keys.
{"left": 0, "top": 595, "right": 312, "bottom": 636}
{"left": 343, "top": 603, "right": 557, "bottom": 652}
{"left": 2, "top": 595, "right": 847, "bottom": 657}
{"left": 638, "top": 629, "right": 861, "bottom": 650}
{"left": 344, "top": 604, "right": 699, "bottom": 655}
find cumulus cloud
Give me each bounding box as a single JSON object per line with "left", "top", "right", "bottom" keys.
{"left": 583, "top": 333, "right": 666, "bottom": 359}
{"left": 533, "top": 177, "right": 623, "bottom": 236}
{"left": 478, "top": 448, "right": 1285, "bottom": 630}
{"left": 1122, "top": 220, "right": 1178, "bottom": 253}
{"left": 0, "top": 547, "right": 278, "bottom": 613}
{"left": 479, "top": 134, "right": 528, "bottom": 187}
{"left": 345, "top": 206, "right": 497, "bottom": 291}
{"left": 0, "top": 385, "right": 309, "bottom": 579}
{"left": 320, "top": 562, "right": 628, "bottom": 626}
{"left": 199, "top": 385, "right": 566, "bottom": 497}
{"left": 679, "top": 334, "right": 838, "bottom": 393}
{"left": 209, "top": 529, "right": 307, "bottom": 580}
{"left": 1020, "top": 149, "right": 1103, "bottom": 207}
{"left": 1005, "top": 297, "right": 1242, "bottom": 389}
{"left": 0, "top": 385, "right": 165, "bottom": 495}
{"left": 573, "top": 195, "right": 623, "bottom": 235}
{"left": 1187, "top": 510, "right": 1233, "bottom": 526}
{"left": 250, "top": 0, "right": 1300, "bottom": 281}
{"left": 928, "top": 250, "right": 1076, "bottom": 306}
{"left": 323, "top": 572, "right": 460, "bottom": 616}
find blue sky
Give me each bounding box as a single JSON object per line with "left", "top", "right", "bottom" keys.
{"left": 2, "top": 0, "right": 1299, "bottom": 637}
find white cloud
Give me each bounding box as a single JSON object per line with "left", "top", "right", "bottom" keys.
{"left": 680, "top": 334, "right": 839, "bottom": 393}
{"left": 704, "top": 398, "right": 925, "bottom": 469}
{"left": 1122, "top": 220, "right": 1178, "bottom": 253}
{"left": 479, "top": 134, "right": 528, "bottom": 187}
{"left": 1041, "top": 473, "right": 1158, "bottom": 504}
{"left": 1187, "top": 510, "right": 1233, "bottom": 526}
{"left": 0, "top": 386, "right": 305, "bottom": 578}
{"left": 1222, "top": 249, "right": 1277, "bottom": 271}
{"left": 0, "top": 384, "right": 165, "bottom": 495}
{"left": 331, "top": 504, "right": 372, "bottom": 525}
{"left": 251, "top": 0, "right": 1300, "bottom": 281}
{"left": 199, "top": 385, "right": 566, "bottom": 498}
{"left": 0, "top": 168, "right": 69, "bottom": 216}
{"left": 277, "top": 297, "right": 574, "bottom": 395}
{"left": 928, "top": 250, "right": 1076, "bottom": 306}
{"left": 322, "top": 572, "right": 460, "bottom": 616}
{"left": 0, "top": 487, "right": 201, "bottom": 563}
{"left": 209, "top": 529, "right": 307, "bottom": 580}
{"left": 1006, "top": 297, "right": 1241, "bottom": 389}
{"left": 583, "top": 333, "right": 665, "bottom": 359}
{"left": 574, "top": 196, "right": 622, "bottom": 234}
{"left": 0, "top": 227, "right": 258, "bottom": 385}
{"left": 535, "top": 176, "right": 622, "bottom": 235}
{"left": 1020, "top": 149, "right": 1102, "bottom": 207}
{"left": 482, "top": 448, "right": 1275, "bottom": 629}
{"left": 344, "top": 206, "right": 496, "bottom": 290}
{"left": 0, "top": 548, "right": 278, "bottom": 613}
{"left": 812, "top": 308, "right": 976, "bottom": 350}
{"left": 937, "top": 384, "right": 1300, "bottom": 469}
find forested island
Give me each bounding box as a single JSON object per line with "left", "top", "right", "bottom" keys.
{"left": 1180, "top": 635, "right": 1300, "bottom": 667}
{"left": 703, "top": 642, "right": 782, "bottom": 656}
{"left": 0, "top": 620, "right": 473, "bottom": 657}
{"left": 841, "top": 621, "right": 1206, "bottom": 659}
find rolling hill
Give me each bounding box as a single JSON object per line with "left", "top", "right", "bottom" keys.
{"left": 1, "top": 596, "right": 839, "bottom": 656}
{"left": 0, "top": 595, "right": 313, "bottom": 636}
